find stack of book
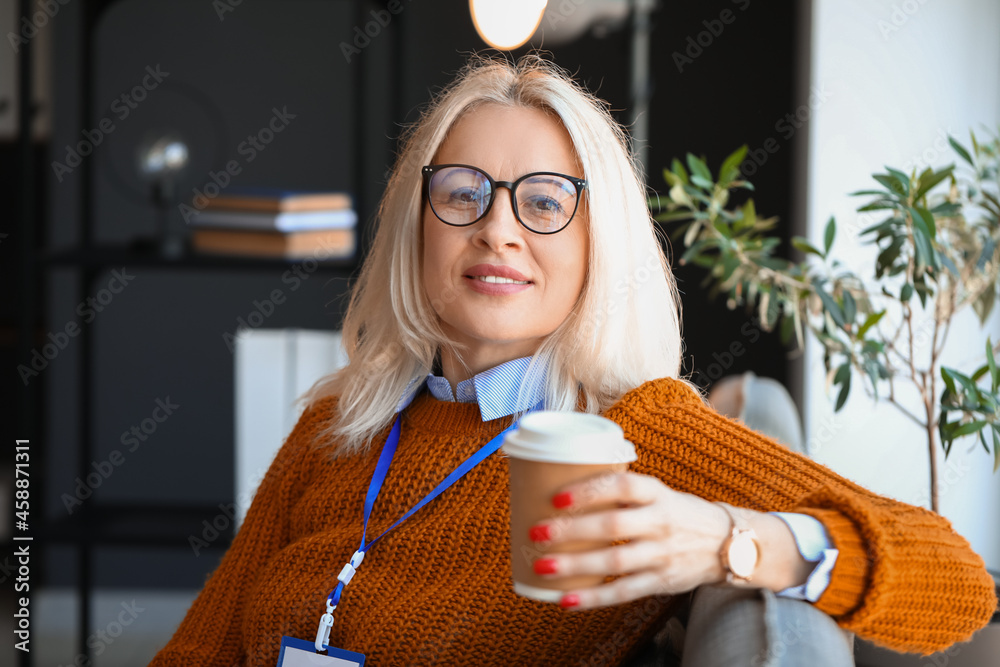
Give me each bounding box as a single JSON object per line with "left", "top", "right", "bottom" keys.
{"left": 189, "top": 188, "right": 357, "bottom": 260}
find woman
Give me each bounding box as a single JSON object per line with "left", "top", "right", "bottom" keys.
{"left": 151, "top": 55, "right": 996, "bottom": 666}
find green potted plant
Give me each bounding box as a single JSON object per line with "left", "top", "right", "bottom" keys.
{"left": 649, "top": 133, "right": 1000, "bottom": 514}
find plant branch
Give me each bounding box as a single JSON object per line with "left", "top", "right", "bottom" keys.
{"left": 886, "top": 395, "right": 927, "bottom": 428}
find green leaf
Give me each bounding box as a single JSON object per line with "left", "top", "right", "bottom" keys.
{"left": 942, "top": 367, "right": 978, "bottom": 397}
{"left": 691, "top": 175, "right": 714, "bottom": 189}
{"left": 908, "top": 206, "right": 937, "bottom": 239}
{"left": 972, "top": 284, "right": 996, "bottom": 325}
{"left": 910, "top": 221, "right": 935, "bottom": 273}
{"left": 814, "top": 283, "right": 846, "bottom": 327}
{"left": 779, "top": 312, "right": 795, "bottom": 345}
{"left": 987, "top": 337, "right": 998, "bottom": 392}
{"left": 971, "top": 364, "right": 989, "bottom": 383}
{"left": 992, "top": 427, "right": 1000, "bottom": 473}
{"left": 719, "top": 254, "right": 740, "bottom": 282}
{"left": 948, "top": 136, "right": 974, "bottom": 166}
{"left": 834, "top": 361, "right": 850, "bottom": 383}
{"left": 861, "top": 219, "right": 897, "bottom": 237}
{"left": 938, "top": 252, "right": 960, "bottom": 278}
{"left": 929, "top": 201, "right": 961, "bottom": 216}
{"left": 662, "top": 168, "right": 680, "bottom": 188}
{"left": 680, "top": 238, "right": 717, "bottom": 264}
{"left": 913, "top": 165, "right": 954, "bottom": 202}
{"left": 876, "top": 236, "right": 905, "bottom": 278}
{"left": 915, "top": 281, "right": 931, "bottom": 309}
{"left": 850, "top": 189, "right": 895, "bottom": 197}
{"left": 654, "top": 210, "right": 697, "bottom": 224}
{"left": 842, "top": 290, "right": 857, "bottom": 324}
{"left": 687, "top": 154, "right": 713, "bottom": 188}
{"left": 712, "top": 218, "right": 733, "bottom": 239}
{"left": 736, "top": 199, "right": 757, "bottom": 232}
{"left": 835, "top": 365, "right": 852, "bottom": 411}
{"left": 900, "top": 282, "right": 913, "bottom": 302}
{"left": 874, "top": 173, "right": 908, "bottom": 198}
{"left": 939, "top": 417, "right": 953, "bottom": 451}
{"left": 856, "top": 310, "right": 886, "bottom": 338}
{"left": 940, "top": 366, "right": 957, "bottom": 396}
{"left": 857, "top": 201, "right": 898, "bottom": 212}
{"left": 824, "top": 217, "right": 836, "bottom": 256}
{"left": 671, "top": 158, "right": 689, "bottom": 185}
{"left": 950, "top": 420, "right": 988, "bottom": 439}
{"left": 886, "top": 167, "right": 911, "bottom": 195}
{"left": 792, "top": 237, "right": 825, "bottom": 258}
{"left": 863, "top": 359, "right": 880, "bottom": 398}
{"left": 690, "top": 255, "right": 715, "bottom": 269}
{"left": 718, "top": 145, "right": 748, "bottom": 186}
{"left": 862, "top": 339, "right": 884, "bottom": 356}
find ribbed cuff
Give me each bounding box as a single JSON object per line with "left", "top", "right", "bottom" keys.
{"left": 791, "top": 506, "right": 869, "bottom": 617}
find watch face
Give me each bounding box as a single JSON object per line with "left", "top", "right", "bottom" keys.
{"left": 728, "top": 533, "right": 759, "bottom": 578}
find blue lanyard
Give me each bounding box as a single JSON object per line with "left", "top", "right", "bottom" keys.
{"left": 314, "top": 403, "right": 537, "bottom": 651}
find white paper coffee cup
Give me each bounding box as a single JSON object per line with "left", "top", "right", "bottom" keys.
{"left": 503, "top": 411, "right": 637, "bottom": 603}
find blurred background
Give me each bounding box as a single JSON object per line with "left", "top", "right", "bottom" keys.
{"left": 2, "top": 0, "right": 998, "bottom": 665}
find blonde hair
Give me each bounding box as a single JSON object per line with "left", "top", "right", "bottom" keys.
{"left": 302, "top": 53, "right": 686, "bottom": 455}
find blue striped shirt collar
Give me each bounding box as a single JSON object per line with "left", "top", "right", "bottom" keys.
{"left": 396, "top": 356, "right": 544, "bottom": 421}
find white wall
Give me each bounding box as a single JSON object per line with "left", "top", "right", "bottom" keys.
{"left": 804, "top": 0, "right": 1000, "bottom": 569}
{"left": 234, "top": 328, "right": 348, "bottom": 528}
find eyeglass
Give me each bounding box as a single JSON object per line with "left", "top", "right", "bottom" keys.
{"left": 421, "top": 163, "right": 588, "bottom": 235}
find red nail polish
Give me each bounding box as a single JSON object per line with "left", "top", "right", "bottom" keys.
{"left": 529, "top": 524, "right": 551, "bottom": 542}
{"left": 553, "top": 491, "right": 573, "bottom": 509}
{"left": 560, "top": 594, "right": 580, "bottom": 609}
{"left": 533, "top": 557, "right": 558, "bottom": 575}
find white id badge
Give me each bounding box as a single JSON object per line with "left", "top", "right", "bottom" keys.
{"left": 277, "top": 636, "right": 366, "bottom": 666}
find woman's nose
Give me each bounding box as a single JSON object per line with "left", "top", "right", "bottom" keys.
{"left": 473, "top": 187, "right": 524, "bottom": 249}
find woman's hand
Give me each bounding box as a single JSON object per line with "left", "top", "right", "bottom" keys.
{"left": 528, "top": 472, "right": 815, "bottom": 610}
{"left": 527, "top": 472, "right": 733, "bottom": 610}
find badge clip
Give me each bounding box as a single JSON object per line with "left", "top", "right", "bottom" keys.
{"left": 315, "top": 603, "right": 335, "bottom": 653}
{"left": 315, "top": 550, "right": 365, "bottom": 652}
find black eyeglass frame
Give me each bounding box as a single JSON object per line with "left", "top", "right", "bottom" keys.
{"left": 421, "top": 163, "right": 588, "bottom": 235}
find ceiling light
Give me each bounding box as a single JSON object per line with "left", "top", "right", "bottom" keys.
{"left": 470, "top": 0, "right": 548, "bottom": 50}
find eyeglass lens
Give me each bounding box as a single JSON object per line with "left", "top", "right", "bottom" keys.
{"left": 428, "top": 166, "right": 579, "bottom": 233}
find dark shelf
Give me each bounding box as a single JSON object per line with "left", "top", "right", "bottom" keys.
{"left": 35, "top": 503, "right": 236, "bottom": 549}
{"left": 44, "top": 243, "right": 359, "bottom": 274}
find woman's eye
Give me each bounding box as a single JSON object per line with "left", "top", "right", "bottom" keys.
{"left": 525, "top": 195, "right": 563, "bottom": 213}
{"left": 450, "top": 188, "right": 482, "bottom": 204}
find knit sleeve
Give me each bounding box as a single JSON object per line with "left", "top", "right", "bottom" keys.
{"left": 148, "top": 398, "right": 334, "bottom": 667}
{"left": 607, "top": 378, "right": 997, "bottom": 656}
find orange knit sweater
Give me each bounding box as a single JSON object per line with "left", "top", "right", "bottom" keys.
{"left": 150, "top": 378, "right": 997, "bottom": 666}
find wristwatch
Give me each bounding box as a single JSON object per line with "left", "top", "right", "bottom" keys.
{"left": 716, "top": 502, "right": 760, "bottom": 585}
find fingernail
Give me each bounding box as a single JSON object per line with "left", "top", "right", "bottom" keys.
{"left": 533, "top": 557, "right": 558, "bottom": 575}
{"left": 528, "top": 524, "right": 551, "bottom": 542}
{"left": 560, "top": 594, "right": 580, "bottom": 609}
{"left": 552, "top": 491, "right": 573, "bottom": 509}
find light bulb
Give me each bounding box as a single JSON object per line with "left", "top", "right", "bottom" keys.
{"left": 470, "top": 0, "right": 548, "bottom": 50}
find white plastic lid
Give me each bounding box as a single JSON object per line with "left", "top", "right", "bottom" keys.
{"left": 501, "top": 411, "right": 637, "bottom": 464}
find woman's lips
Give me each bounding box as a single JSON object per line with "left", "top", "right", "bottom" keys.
{"left": 463, "top": 275, "right": 533, "bottom": 295}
